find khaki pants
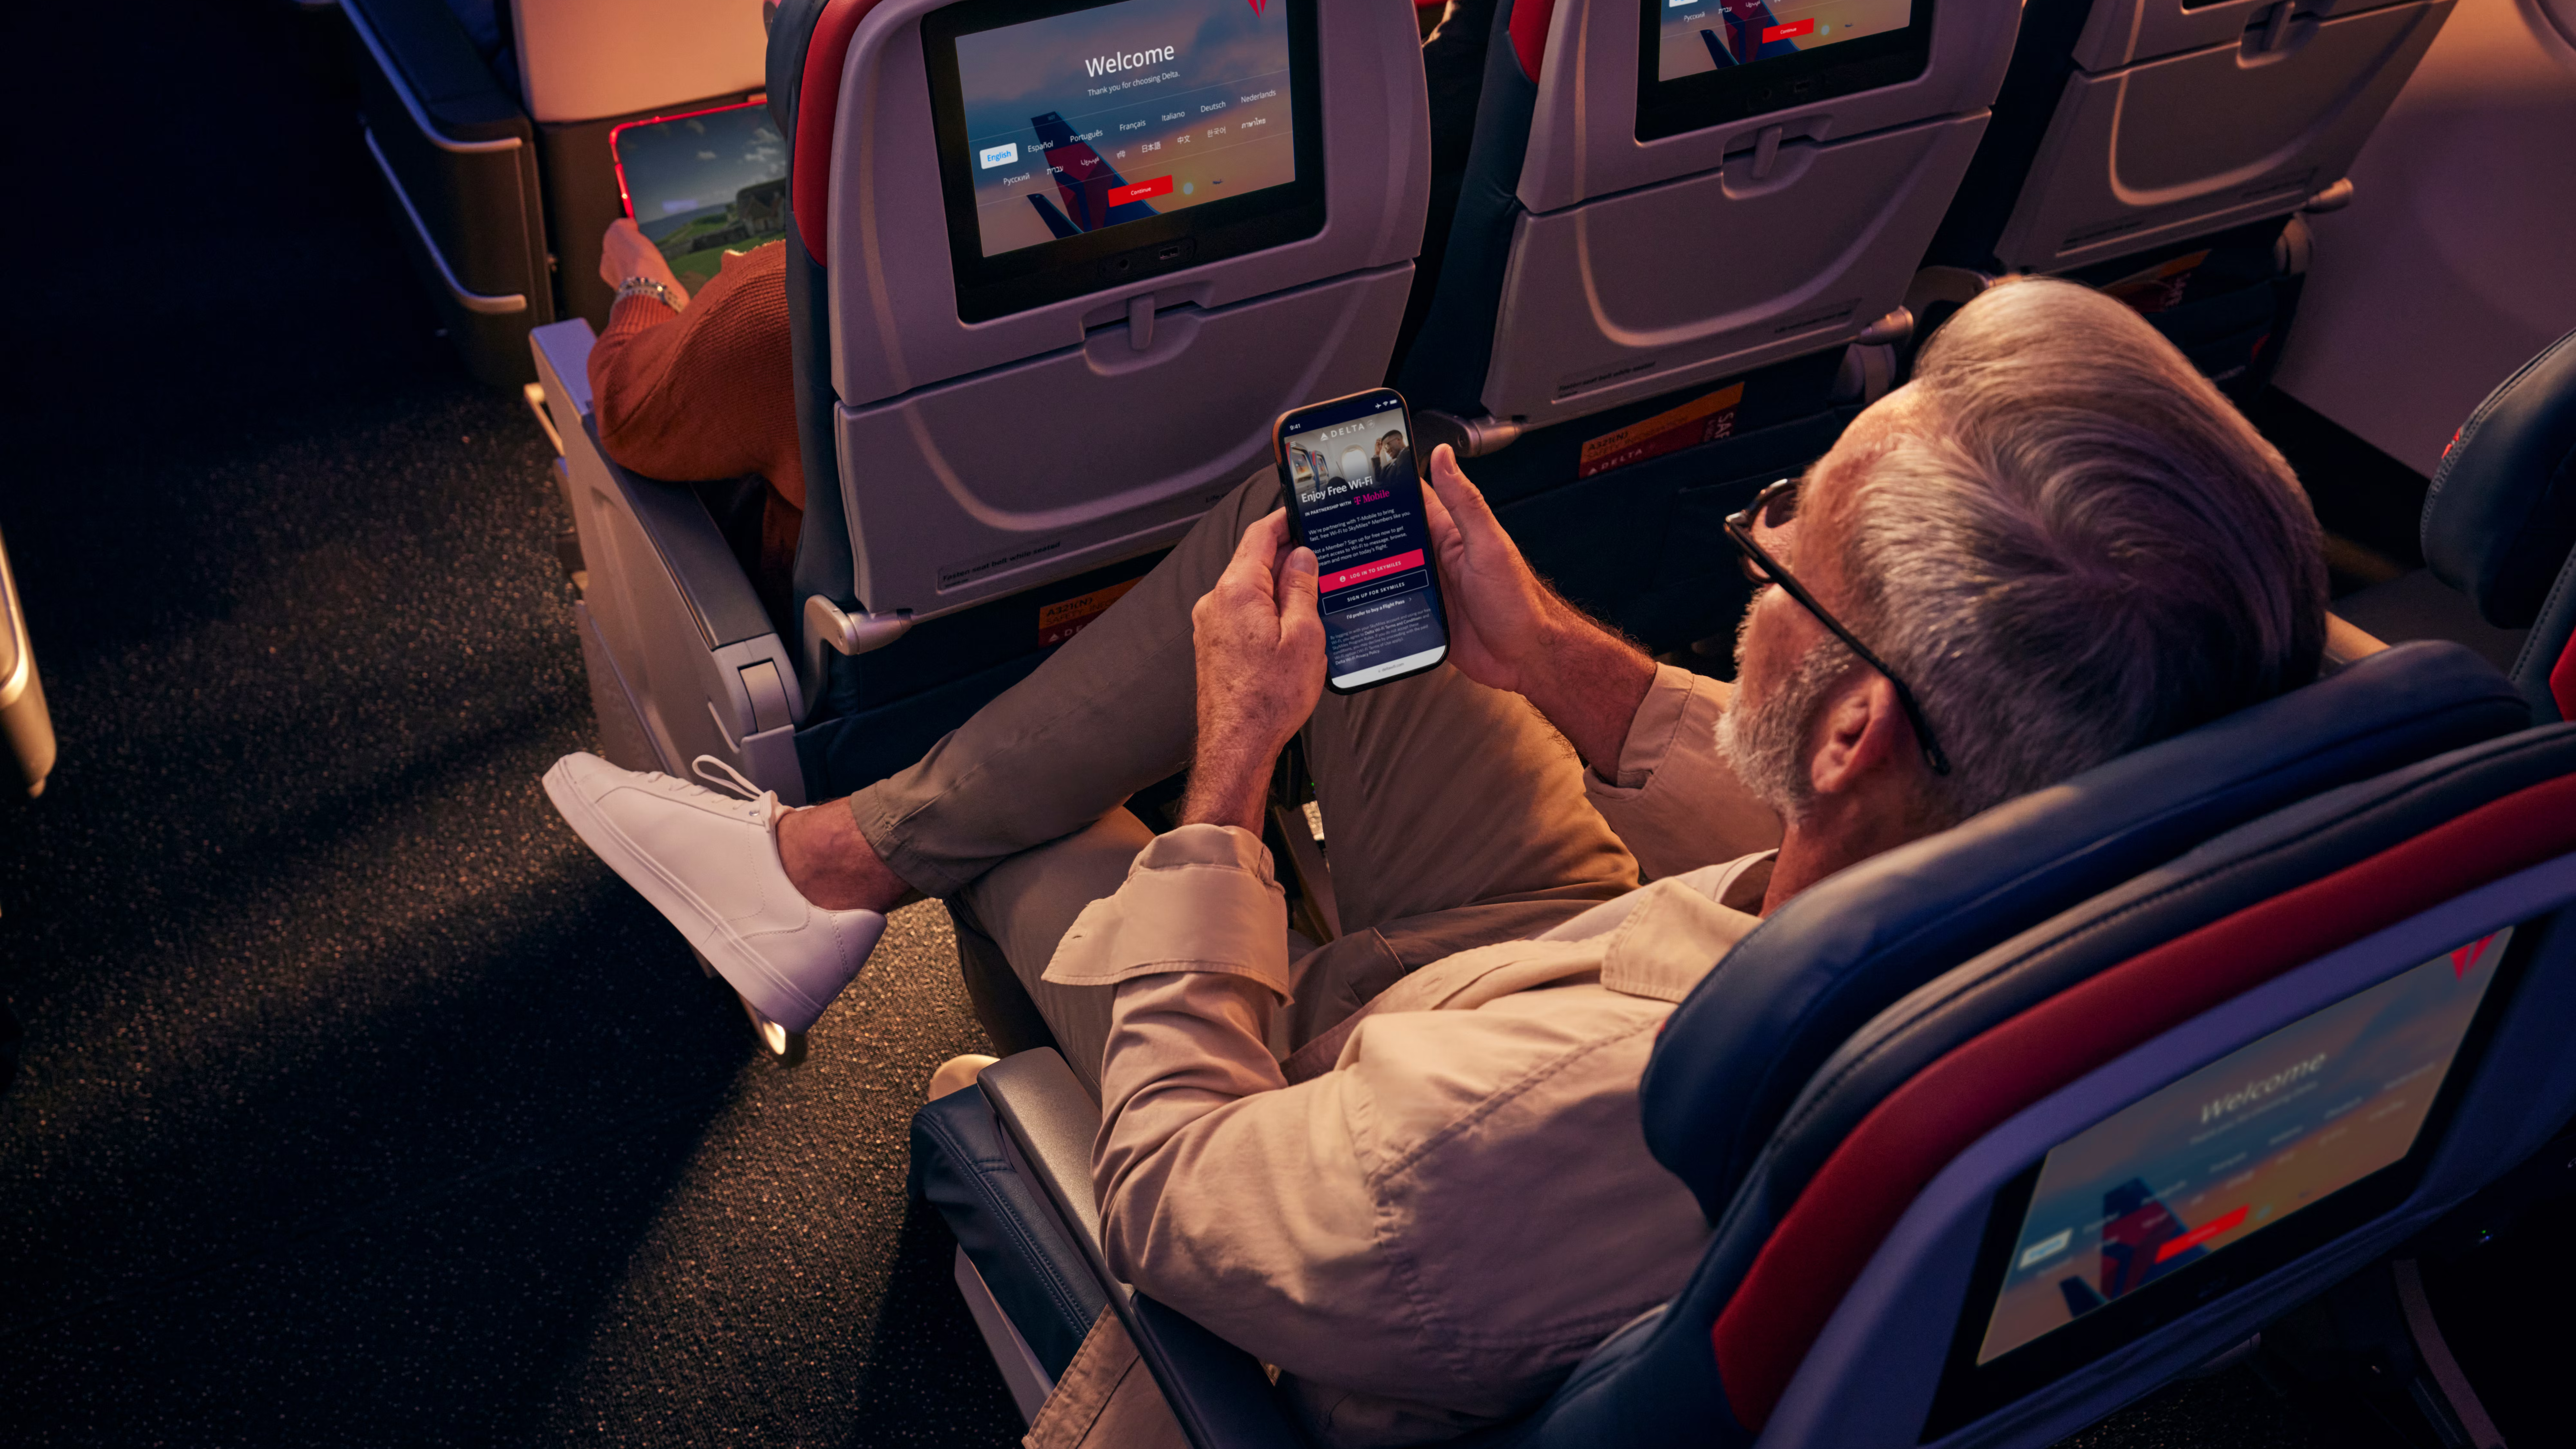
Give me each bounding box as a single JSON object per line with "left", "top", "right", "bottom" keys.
{"left": 848, "top": 471, "right": 1641, "bottom": 1096}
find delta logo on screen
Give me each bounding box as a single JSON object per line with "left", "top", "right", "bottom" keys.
{"left": 954, "top": 0, "right": 1298, "bottom": 257}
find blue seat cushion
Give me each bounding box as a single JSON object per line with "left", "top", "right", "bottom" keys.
{"left": 1641, "top": 640, "right": 2530, "bottom": 1224}
{"left": 910, "top": 1083, "right": 1108, "bottom": 1380}
{"left": 2422, "top": 327, "right": 2576, "bottom": 632}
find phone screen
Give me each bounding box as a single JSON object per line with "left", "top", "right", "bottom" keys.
{"left": 1277, "top": 391, "right": 1449, "bottom": 692}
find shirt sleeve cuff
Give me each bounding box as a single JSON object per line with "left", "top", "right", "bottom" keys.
{"left": 1041, "top": 824, "right": 1293, "bottom": 998}
{"left": 1590, "top": 663, "right": 1721, "bottom": 795}
{"left": 604, "top": 292, "right": 679, "bottom": 337}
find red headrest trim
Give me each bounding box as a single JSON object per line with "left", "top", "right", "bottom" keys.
{"left": 2551, "top": 630, "right": 2575, "bottom": 722}
{"left": 1709, "top": 771, "right": 2576, "bottom": 1429}
{"left": 792, "top": 0, "right": 888, "bottom": 264}
{"left": 1509, "top": 0, "right": 1558, "bottom": 80}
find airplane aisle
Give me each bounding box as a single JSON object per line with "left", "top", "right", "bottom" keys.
{"left": 0, "top": 2, "right": 1016, "bottom": 1442}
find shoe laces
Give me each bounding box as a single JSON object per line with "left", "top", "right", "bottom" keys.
{"left": 691, "top": 755, "right": 764, "bottom": 801}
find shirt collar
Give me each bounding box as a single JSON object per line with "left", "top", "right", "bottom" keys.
{"left": 1600, "top": 852, "right": 1775, "bottom": 1003}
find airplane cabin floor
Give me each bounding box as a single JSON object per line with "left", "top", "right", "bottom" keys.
{"left": 0, "top": 2, "right": 2370, "bottom": 1444}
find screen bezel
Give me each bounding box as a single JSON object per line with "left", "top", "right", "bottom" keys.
{"left": 1634, "top": 0, "right": 1937, "bottom": 143}
{"left": 921, "top": 0, "right": 1327, "bottom": 324}
{"left": 1919, "top": 922, "right": 2537, "bottom": 1442}
{"left": 607, "top": 97, "right": 778, "bottom": 222}
{"left": 1271, "top": 387, "right": 1449, "bottom": 695}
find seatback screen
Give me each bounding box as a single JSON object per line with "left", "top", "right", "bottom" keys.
{"left": 1975, "top": 929, "right": 2510, "bottom": 1365}
{"left": 925, "top": 0, "right": 1324, "bottom": 321}
{"left": 1633, "top": 0, "right": 1932, "bottom": 141}
{"left": 952, "top": 0, "right": 1296, "bottom": 257}
{"left": 1655, "top": 0, "right": 1915, "bottom": 81}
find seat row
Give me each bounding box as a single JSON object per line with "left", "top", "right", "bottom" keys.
{"left": 459, "top": 0, "right": 2465, "bottom": 821}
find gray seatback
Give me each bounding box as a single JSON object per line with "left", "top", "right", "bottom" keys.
{"left": 1993, "top": 0, "right": 2454, "bottom": 273}
{"left": 1465, "top": 0, "right": 2017, "bottom": 431}
{"left": 816, "top": 0, "right": 1429, "bottom": 621}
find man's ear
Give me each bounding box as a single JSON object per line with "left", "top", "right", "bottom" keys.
{"left": 1807, "top": 671, "right": 1910, "bottom": 799}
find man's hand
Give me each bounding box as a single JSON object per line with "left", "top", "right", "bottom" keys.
{"left": 1421, "top": 445, "right": 1655, "bottom": 772}
{"left": 599, "top": 219, "right": 691, "bottom": 308}
{"left": 1182, "top": 511, "right": 1326, "bottom": 833}
{"left": 1420, "top": 444, "right": 1564, "bottom": 695}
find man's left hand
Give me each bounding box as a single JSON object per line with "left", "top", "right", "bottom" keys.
{"left": 1182, "top": 510, "right": 1325, "bottom": 833}
{"left": 599, "top": 219, "right": 691, "bottom": 309}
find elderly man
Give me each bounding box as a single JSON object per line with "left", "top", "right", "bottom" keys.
{"left": 542, "top": 278, "right": 2326, "bottom": 1444}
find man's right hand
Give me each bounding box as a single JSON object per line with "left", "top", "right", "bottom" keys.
{"left": 1421, "top": 445, "right": 1564, "bottom": 696}
{"left": 1422, "top": 445, "right": 1656, "bottom": 773}
{"left": 599, "top": 219, "right": 691, "bottom": 309}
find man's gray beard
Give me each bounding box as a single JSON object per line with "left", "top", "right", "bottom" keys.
{"left": 1714, "top": 631, "right": 1854, "bottom": 827}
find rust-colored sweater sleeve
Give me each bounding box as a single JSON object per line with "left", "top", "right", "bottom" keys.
{"left": 587, "top": 240, "right": 804, "bottom": 510}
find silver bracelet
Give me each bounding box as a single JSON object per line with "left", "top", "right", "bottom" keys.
{"left": 616, "top": 276, "right": 681, "bottom": 310}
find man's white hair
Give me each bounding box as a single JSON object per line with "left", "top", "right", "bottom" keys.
{"left": 1822, "top": 277, "right": 2327, "bottom": 826}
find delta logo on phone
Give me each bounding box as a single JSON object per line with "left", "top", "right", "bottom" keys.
{"left": 978, "top": 141, "right": 1019, "bottom": 169}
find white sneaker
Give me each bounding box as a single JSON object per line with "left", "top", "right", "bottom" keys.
{"left": 542, "top": 752, "right": 886, "bottom": 1033}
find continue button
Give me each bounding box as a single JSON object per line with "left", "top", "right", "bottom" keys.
{"left": 1107, "top": 175, "right": 1174, "bottom": 206}
{"left": 1761, "top": 18, "right": 1815, "bottom": 41}
{"left": 1319, "top": 549, "right": 1425, "bottom": 593}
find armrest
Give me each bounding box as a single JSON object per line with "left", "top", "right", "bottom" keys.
{"left": 0, "top": 530, "right": 57, "bottom": 799}
{"left": 982, "top": 1049, "right": 1309, "bottom": 1449}
{"left": 531, "top": 320, "right": 596, "bottom": 420}
{"left": 529, "top": 319, "right": 778, "bottom": 653}
{"left": 980, "top": 1048, "right": 1109, "bottom": 1251}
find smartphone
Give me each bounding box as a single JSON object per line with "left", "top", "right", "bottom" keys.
{"left": 1273, "top": 388, "right": 1450, "bottom": 693}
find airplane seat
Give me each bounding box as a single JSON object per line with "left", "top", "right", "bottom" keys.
{"left": 344, "top": 0, "right": 770, "bottom": 384}
{"left": 1, "top": 527, "right": 57, "bottom": 800}
{"left": 910, "top": 640, "right": 2551, "bottom": 1440}
{"left": 1913, "top": 0, "right": 2456, "bottom": 394}
{"left": 344, "top": 0, "right": 555, "bottom": 385}
{"left": 2335, "top": 327, "right": 2576, "bottom": 725}
{"left": 1928, "top": 0, "right": 2453, "bottom": 278}
{"left": 759, "top": 0, "right": 1427, "bottom": 796}
{"left": 1387, "top": 0, "right": 2017, "bottom": 656}
{"left": 527, "top": 0, "right": 1429, "bottom": 1050}
{"left": 1554, "top": 718, "right": 2576, "bottom": 1449}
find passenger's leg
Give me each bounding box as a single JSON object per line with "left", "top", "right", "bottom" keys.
{"left": 942, "top": 666, "right": 1644, "bottom": 1077}
{"left": 931, "top": 578, "right": 1643, "bottom": 1067}
{"left": 1288, "top": 663, "right": 1640, "bottom": 1032}
{"left": 779, "top": 468, "right": 1283, "bottom": 908}
{"left": 948, "top": 808, "right": 1158, "bottom": 1098}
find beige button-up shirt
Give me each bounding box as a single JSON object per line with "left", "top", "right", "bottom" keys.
{"left": 1037, "top": 666, "right": 1776, "bottom": 1446}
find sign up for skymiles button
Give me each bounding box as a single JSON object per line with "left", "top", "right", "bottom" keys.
{"left": 1319, "top": 550, "right": 1424, "bottom": 592}
{"left": 1108, "top": 175, "right": 1174, "bottom": 206}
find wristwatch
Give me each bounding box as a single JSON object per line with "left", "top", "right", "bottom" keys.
{"left": 615, "top": 275, "right": 682, "bottom": 311}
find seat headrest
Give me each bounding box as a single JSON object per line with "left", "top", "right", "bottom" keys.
{"left": 1638, "top": 641, "right": 2529, "bottom": 1220}
{"left": 2422, "top": 327, "right": 2576, "bottom": 630}
{"left": 767, "top": 0, "right": 840, "bottom": 148}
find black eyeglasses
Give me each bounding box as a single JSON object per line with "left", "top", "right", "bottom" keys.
{"left": 1722, "top": 477, "right": 1952, "bottom": 776}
